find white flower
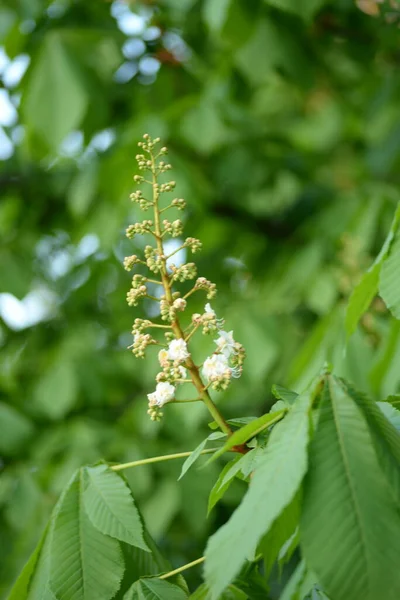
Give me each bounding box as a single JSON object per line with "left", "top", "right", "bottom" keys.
{"left": 202, "top": 354, "right": 230, "bottom": 380}
{"left": 205, "top": 303, "right": 215, "bottom": 316}
{"left": 178, "top": 366, "right": 187, "bottom": 379}
{"left": 215, "top": 330, "right": 235, "bottom": 357}
{"left": 158, "top": 349, "right": 170, "bottom": 367}
{"left": 147, "top": 382, "right": 175, "bottom": 407}
{"left": 167, "top": 338, "right": 190, "bottom": 362}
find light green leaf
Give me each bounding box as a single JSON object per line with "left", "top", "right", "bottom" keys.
{"left": 24, "top": 31, "right": 88, "bottom": 148}
{"left": 300, "top": 376, "right": 400, "bottom": 600}
{"left": 49, "top": 470, "right": 124, "bottom": 600}
{"left": 205, "top": 390, "right": 313, "bottom": 599}
{"left": 345, "top": 263, "right": 380, "bottom": 338}
{"left": 203, "top": 0, "right": 232, "bottom": 33}
{"left": 207, "top": 410, "right": 286, "bottom": 464}
{"left": 207, "top": 456, "right": 242, "bottom": 514}
{"left": 346, "top": 202, "right": 400, "bottom": 336}
{"left": 380, "top": 230, "right": 400, "bottom": 319}
{"left": 271, "top": 384, "right": 298, "bottom": 406}
{"left": 83, "top": 464, "right": 149, "bottom": 551}
{"left": 178, "top": 432, "right": 225, "bottom": 480}
{"left": 124, "top": 578, "right": 188, "bottom": 600}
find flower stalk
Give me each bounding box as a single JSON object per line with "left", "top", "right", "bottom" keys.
{"left": 124, "top": 135, "right": 247, "bottom": 449}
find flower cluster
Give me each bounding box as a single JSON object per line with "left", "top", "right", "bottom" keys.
{"left": 123, "top": 134, "right": 245, "bottom": 422}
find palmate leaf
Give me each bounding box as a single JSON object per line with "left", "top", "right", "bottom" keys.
{"left": 205, "top": 388, "right": 314, "bottom": 599}
{"left": 300, "top": 376, "right": 400, "bottom": 600}
{"left": 123, "top": 578, "right": 188, "bottom": 600}
{"left": 83, "top": 464, "right": 149, "bottom": 550}
{"left": 49, "top": 470, "right": 124, "bottom": 600}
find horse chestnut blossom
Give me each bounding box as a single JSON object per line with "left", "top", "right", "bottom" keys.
{"left": 167, "top": 339, "right": 190, "bottom": 362}
{"left": 124, "top": 134, "right": 245, "bottom": 429}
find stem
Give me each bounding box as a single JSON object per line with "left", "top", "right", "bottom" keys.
{"left": 111, "top": 447, "right": 219, "bottom": 471}
{"left": 150, "top": 153, "right": 233, "bottom": 438}
{"left": 159, "top": 557, "right": 205, "bottom": 580}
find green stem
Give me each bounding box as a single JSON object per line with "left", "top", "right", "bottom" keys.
{"left": 159, "top": 557, "right": 205, "bottom": 580}
{"left": 111, "top": 447, "right": 219, "bottom": 471}
{"left": 149, "top": 152, "right": 233, "bottom": 439}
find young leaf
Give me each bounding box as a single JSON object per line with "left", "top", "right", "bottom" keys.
{"left": 49, "top": 470, "right": 124, "bottom": 600}
{"left": 346, "top": 203, "right": 400, "bottom": 337}
{"left": 205, "top": 389, "right": 314, "bottom": 599}
{"left": 83, "top": 464, "right": 149, "bottom": 550}
{"left": 208, "top": 417, "right": 257, "bottom": 431}
{"left": 345, "top": 263, "right": 380, "bottom": 338}
{"left": 300, "top": 376, "right": 400, "bottom": 600}
{"left": 178, "top": 432, "right": 225, "bottom": 480}
{"left": 380, "top": 229, "right": 400, "bottom": 319}
{"left": 383, "top": 394, "right": 400, "bottom": 408}
{"left": 207, "top": 409, "right": 286, "bottom": 464}
{"left": 271, "top": 384, "right": 298, "bottom": 406}
{"left": 123, "top": 577, "right": 188, "bottom": 600}
{"left": 207, "top": 456, "right": 242, "bottom": 514}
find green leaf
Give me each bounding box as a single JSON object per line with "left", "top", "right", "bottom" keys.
{"left": 24, "top": 31, "right": 88, "bottom": 148}
{"left": 0, "top": 402, "right": 34, "bottom": 456}
{"left": 178, "top": 432, "right": 225, "bottom": 480}
{"left": 263, "top": 0, "right": 327, "bottom": 20}
{"left": 377, "top": 402, "right": 400, "bottom": 431}
{"left": 345, "top": 263, "right": 380, "bottom": 338}
{"left": 346, "top": 202, "right": 400, "bottom": 336}
{"left": 83, "top": 464, "right": 149, "bottom": 551}
{"left": 300, "top": 376, "right": 400, "bottom": 600}
{"left": 271, "top": 384, "right": 298, "bottom": 406}
{"left": 380, "top": 229, "right": 400, "bottom": 319}
{"left": 33, "top": 360, "right": 78, "bottom": 420}
{"left": 205, "top": 389, "right": 314, "bottom": 599}
{"left": 124, "top": 578, "right": 188, "bottom": 600}
{"left": 49, "top": 470, "right": 124, "bottom": 600}
{"left": 208, "top": 417, "right": 257, "bottom": 431}
{"left": 343, "top": 381, "right": 400, "bottom": 505}
{"left": 8, "top": 528, "right": 47, "bottom": 600}
{"left": 203, "top": 0, "right": 232, "bottom": 33}
{"left": 207, "top": 410, "right": 286, "bottom": 464}
{"left": 383, "top": 394, "right": 400, "bottom": 408}
{"left": 207, "top": 456, "right": 242, "bottom": 514}
{"left": 259, "top": 493, "right": 300, "bottom": 578}
{"left": 189, "top": 583, "right": 248, "bottom": 599}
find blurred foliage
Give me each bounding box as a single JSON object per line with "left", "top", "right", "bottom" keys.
{"left": 1, "top": 0, "right": 400, "bottom": 597}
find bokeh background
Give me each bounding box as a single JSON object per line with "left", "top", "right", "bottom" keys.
{"left": 1, "top": 0, "right": 400, "bottom": 596}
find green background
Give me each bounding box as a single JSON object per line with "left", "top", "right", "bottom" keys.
{"left": 1, "top": 0, "right": 400, "bottom": 596}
